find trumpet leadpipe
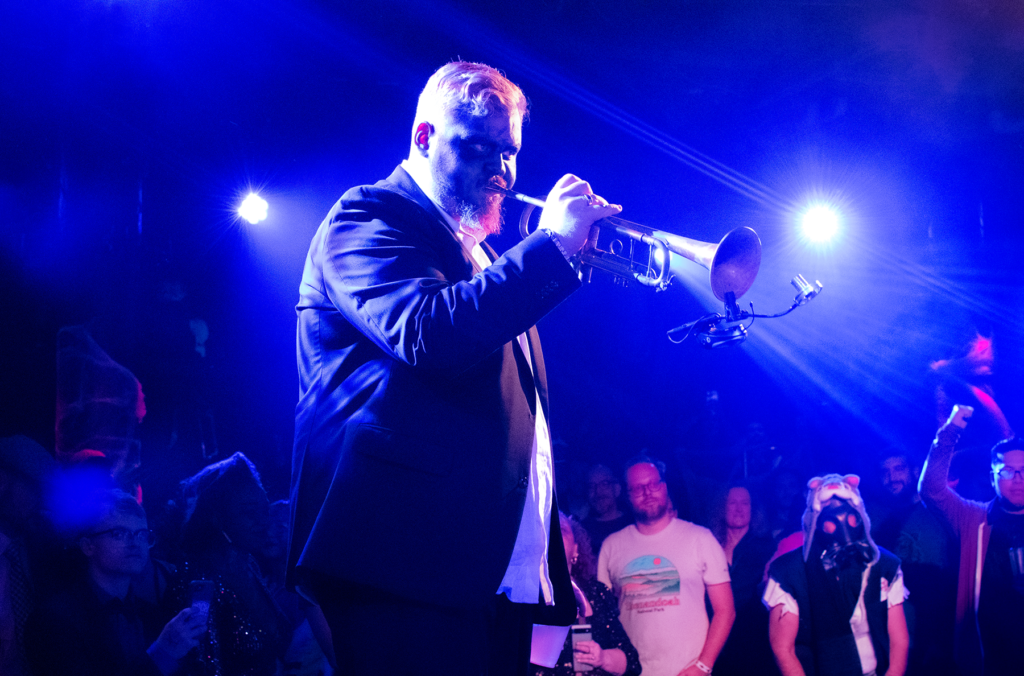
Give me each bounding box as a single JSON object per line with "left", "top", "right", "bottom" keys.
{"left": 487, "top": 186, "right": 546, "bottom": 208}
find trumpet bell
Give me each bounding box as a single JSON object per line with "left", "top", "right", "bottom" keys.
{"left": 709, "top": 227, "right": 761, "bottom": 302}
{"left": 656, "top": 226, "right": 761, "bottom": 302}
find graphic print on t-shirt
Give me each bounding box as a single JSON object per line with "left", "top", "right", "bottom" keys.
{"left": 620, "top": 554, "right": 681, "bottom": 613}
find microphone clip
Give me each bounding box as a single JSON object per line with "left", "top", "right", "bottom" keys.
{"left": 667, "top": 292, "right": 752, "bottom": 347}
{"left": 698, "top": 292, "right": 750, "bottom": 348}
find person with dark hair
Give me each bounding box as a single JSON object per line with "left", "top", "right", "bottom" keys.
{"left": 288, "top": 60, "right": 621, "bottom": 675}
{"left": 711, "top": 485, "right": 777, "bottom": 676}
{"left": 869, "top": 448, "right": 957, "bottom": 676}
{"left": 920, "top": 412, "right": 1024, "bottom": 676}
{"left": 598, "top": 458, "right": 735, "bottom": 676}
{"left": 531, "top": 513, "right": 640, "bottom": 676}
{"left": 764, "top": 474, "right": 909, "bottom": 676}
{"left": 24, "top": 489, "right": 206, "bottom": 676}
{"left": 172, "top": 452, "right": 291, "bottom": 676}
{"left": 582, "top": 464, "right": 632, "bottom": 554}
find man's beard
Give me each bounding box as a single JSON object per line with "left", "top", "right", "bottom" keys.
{"left": 434, "top": 172, "right": 505, "bottom": 237}
{"left": 455, "top": 196, "right": 504, "bottom": 238}
{"left": 635, "top": 500, "right": 669, "bottom": 525}
{"left": 885, "top": 480, "right": 906, "bottom": 497}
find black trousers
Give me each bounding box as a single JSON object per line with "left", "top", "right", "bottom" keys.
{"left": 312, "top": 575, "right": 534, "bottom": 676}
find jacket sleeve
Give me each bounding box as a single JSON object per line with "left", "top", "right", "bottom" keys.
{"left": 588, "top": 580, "right": 642, "bottom": 676}
{"left": 918, "top": 423, "right": 987, "bottom": 538}
{"left": 307, "top": 188, "right": 580, "bottom": 375}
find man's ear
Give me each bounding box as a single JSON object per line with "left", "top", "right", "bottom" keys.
{"left": 612, "top": 483, "right": 621, "bottom": 498}
{"left": 414, "top": 122, "right": 433, "bottom": 154}
{"left": 79, "top": 537, "right": 95, "bottom": 557}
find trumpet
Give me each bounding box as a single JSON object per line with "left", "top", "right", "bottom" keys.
{"left": 489, "top": 187, "right": 762, "bottom": 300}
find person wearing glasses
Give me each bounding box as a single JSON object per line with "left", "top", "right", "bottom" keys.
{"left": 920, "top": 414, "right": 1024, "bottom": 676}
{"left": 597, "top": 457, "right": 735, "bottom": 676}
{"left": 24, "top": 489, "right": 206, "bottom": 676}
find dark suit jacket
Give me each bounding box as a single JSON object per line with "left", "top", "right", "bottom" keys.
{"left": 288, "top": 166, "right": 579, "bottom": 620}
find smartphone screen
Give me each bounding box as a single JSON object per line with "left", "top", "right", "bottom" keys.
{"left": 189, "top": 579, "right": 215, "bottom": 625}
{"left": 570, "top": 624, "right": 593, "bottom": 672}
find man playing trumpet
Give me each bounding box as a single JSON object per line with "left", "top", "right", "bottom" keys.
{"left": 288, "top": 61, "right": 621, "bottom": 675}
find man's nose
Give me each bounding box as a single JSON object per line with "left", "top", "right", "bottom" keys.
{"left": 482, "top": 150, "right": 503, "bottom": 174}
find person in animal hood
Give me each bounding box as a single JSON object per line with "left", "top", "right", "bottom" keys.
{"left": 763, "top": 474, "right": 910, "bottom": 676}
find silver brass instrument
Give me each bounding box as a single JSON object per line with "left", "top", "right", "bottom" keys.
{"left": 490, "top": 187, "right": 762, "bottom": 300}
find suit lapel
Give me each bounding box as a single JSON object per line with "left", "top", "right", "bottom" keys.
{"left": 382, "top": 166, "right": 476, "bottom": 274}
{"left": 382, "top": 174, "right": 543, "bottom": 411}
{"left": 482, "top": 241, "right": 542, "bottom": 415}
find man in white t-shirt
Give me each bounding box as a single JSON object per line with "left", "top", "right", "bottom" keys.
{"left": 598, "top": 458, "right": 735, "bottom": 676}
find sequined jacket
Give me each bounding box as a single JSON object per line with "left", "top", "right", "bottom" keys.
{"left": 532, "top": 577, "right": 642, "bottom": 676}
{"left": 170, "top": 562, "right": 292, "bottom": 676}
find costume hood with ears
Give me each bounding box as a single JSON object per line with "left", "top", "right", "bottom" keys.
{"left": 801, "top": 473, "right": 879, "bottom": 565}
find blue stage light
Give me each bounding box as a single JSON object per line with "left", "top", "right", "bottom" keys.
{"left": 238, "top": 193, "right": 268, "bottom": 224}
{"left": 801, "top": 204, "right": 839, "bottom": 242}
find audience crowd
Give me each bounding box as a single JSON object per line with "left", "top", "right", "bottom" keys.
{"left": 1, "top": 355, "right": 1021, "bottom": 675}
{"left": 0, "top": 436, "right": 333, "bottom": 676}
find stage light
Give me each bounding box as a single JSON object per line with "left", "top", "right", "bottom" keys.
{"left": 800, "top": 205, "right": 839, "bottom": 242}
{"left": 238, "top": 193, "right": 268, "bottom": 224}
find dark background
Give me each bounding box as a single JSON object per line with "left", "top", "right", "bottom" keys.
{"left": 3, "top": 0, "right": 1023, "bottom": 505}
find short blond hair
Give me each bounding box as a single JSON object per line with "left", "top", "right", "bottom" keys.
{"left": 414, "top": 61, "right": 528, "bottom": 125}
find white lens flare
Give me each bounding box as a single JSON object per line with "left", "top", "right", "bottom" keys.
{"left": 238, "top": 193, "right": 269, "bottom": 224}
{"left": 801, "top": 205, "right": 839, "bottom": 242}
{"left": 652, "top": 245, "right": 667, "bottom": 268}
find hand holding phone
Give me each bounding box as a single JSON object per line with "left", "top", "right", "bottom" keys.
{"left": 571, "top": 624, "right": 594, "bottom": 672}
{"left": 189, "top": 579, "right": 215, "bottom": 626}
